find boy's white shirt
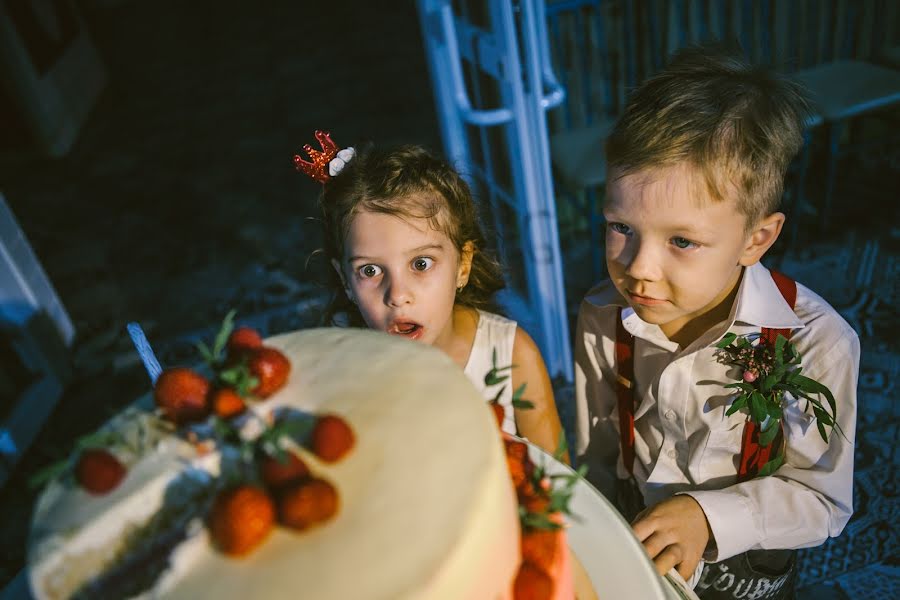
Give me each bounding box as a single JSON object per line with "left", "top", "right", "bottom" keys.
{"left": 574, "top": 262, "right": 859, "bottom": 563}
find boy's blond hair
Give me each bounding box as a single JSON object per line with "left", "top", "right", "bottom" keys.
{"left": 606, "top": 45, "right": 811, "bottom": 226}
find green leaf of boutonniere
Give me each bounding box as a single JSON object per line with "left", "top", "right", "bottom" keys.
{"left": 757, "top": 451, "right": 785, "bottom": 477}
{"left": 774, "top": 334, "right": 787, "bottom": 364}
{"left": 749, "top": 391, "right": 767, "bottom": 423}
{"left": 716, "top": 331, "right": 840, "bottom": 453}
{"left": 759, "top": 418, "right": 781, "bottom": 447}
{"left": 716, "top": 332, "right": 738, "bottom": 348}
{"left": 725, "top": 395, "right": 747, "bottom": 416}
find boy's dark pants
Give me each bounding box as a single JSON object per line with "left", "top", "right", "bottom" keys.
{"left": 617, "top": 479, "right": 797, "bottom": 600}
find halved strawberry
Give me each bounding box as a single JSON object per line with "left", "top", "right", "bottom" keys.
{"left": 277, "top": 477, "right": 339, "bottom": 531}
{"left": 248, "top": 347, "right": 291, "bottom": 398}
{"left": 210, "top": 387, "right": 247, "bottom": 419}
{"left": 309, "top": 415, "right": 355, "bottom": 463}
{"left": 520, "top": 528, "right": 561, "bottom": 575}
{"left": 504, "top": 437, "right": 530, "bottom": 489}
{"left": 513, "top": 561, "right": 555, "bottom": 600}
{"left": 154, "top": 367, "right": 211, "bottom": 424}
{"left": 209, "top": 485, "right": 275, "bottom": 556}
{"left": 258, "top": 450, "right": 310, "bottom": 490}
{"left": 75, "top": 448, "right": 126, "bottom": 495}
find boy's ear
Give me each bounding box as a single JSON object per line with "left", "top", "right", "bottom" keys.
{"left": 456, "top": 241, "right": 476, "bottom": 288}
{"left": 739, "top": 212, "right": 785, "bottom": 266}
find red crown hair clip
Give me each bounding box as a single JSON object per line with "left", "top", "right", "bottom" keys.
{"left": 293, "top": 130, "right": 340, "bottom": 184}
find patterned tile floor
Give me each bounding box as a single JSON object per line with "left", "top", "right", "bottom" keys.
{"left": 1, "top": 1, "right": 897, "bottom": 598}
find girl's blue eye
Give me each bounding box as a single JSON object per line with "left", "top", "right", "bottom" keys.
{"left": 358, "top": 264, "right": 382, "bottom": 278}
{"left": 412, "top": 257, "right": 434, "bottom": 272}
{"left": 608, "top": 222, "right": 631, "bottom": 235}
{"left": 671, "top": 237, "right": 697, "bottom": 249}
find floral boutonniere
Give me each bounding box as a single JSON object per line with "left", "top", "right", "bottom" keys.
{"left": 715, "top": 332, "right": 843, "bottom": 471}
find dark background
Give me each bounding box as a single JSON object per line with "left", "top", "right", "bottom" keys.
{"left": 1, "top": 1, "right": 897, "bottom": 598}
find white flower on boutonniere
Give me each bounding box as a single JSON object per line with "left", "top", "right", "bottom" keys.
{"left": 329, "top": 147, "right": 356, "bottom": 177}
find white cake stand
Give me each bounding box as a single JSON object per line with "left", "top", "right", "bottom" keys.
{"left": 526, "top": 442, "right": 700, "bottom": 600}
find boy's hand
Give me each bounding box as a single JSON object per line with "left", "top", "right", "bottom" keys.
{"left": 631, "top": 495, "right": 713, "bottom": 580}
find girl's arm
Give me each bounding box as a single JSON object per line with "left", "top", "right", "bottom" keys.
{"left": 511, "top": 328, "right": 570, "bottom": 464}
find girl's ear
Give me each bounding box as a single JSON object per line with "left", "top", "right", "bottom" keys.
{"left": 739, "top": 212, "right": 785, "bottom": 266}
{"left": 331, "top": 258, "right": 347, "bottom": 286}
{"left": 456, "top": 241, "right": 476, "bottom": 288}
{"left": 332, "top": 258, "right": 355, "bottom": 302}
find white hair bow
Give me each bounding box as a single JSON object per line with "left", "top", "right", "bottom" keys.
{"left": 329, "top": 147, "right": 356, "bottom": 177}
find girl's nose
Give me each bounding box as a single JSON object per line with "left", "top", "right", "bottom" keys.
{"left": 384, "top": 274, "right": 414, "bottom": 307}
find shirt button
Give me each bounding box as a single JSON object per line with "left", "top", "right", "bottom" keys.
{"left": 667, "top": 448, "right": 677, "bottom": 459}
{"left": 665, "top": 410, "right": 677, "bottom": 421}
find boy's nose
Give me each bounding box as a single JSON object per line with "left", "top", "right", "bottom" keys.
{"left": 384, "top": 274, "right": 414, "bottom": 307}
{"left": 622, "top": 241, "right": 662, "bottom": 282}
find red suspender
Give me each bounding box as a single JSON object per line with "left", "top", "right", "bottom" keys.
{"left": 615, "top": 307, "right": 636, "bottom": 476}
{"left": 614, "top": 271, "right": 797, "bottom": 482}
{"left": 737, "top": 271, "right": 797, "bottom": 481}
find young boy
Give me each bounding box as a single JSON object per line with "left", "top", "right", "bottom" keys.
{"left": 573, "top": 46, "right": 859, "bottom": 599}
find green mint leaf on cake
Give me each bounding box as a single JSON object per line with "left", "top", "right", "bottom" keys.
{"left": 485, "top": 370, "right": 510, "bottom": 386}
{"left": 519, "top": 508, "right": 562, "bottom": 531}
{"left": 510, "top": 383, "right": 534, "bottom": 410}
{"left": 28, "top": 459, "right": 72, "bottom": 490}
{"left": 260, "top": 412, "right": 317, "bottom": 448}
{"left": 484, "top": 347, "right": 516, "bottom": 386}
{"left": 197, "top": 309, "right": 237, "bottom": 369}
{"left": 517, "top": 442, "right": 587, "bottom": 531}
{"left": 553, "top": 434, "right": 568, "bottom": 462}
{"left": 75, "top": 430, "right": 126, "bottom": 451}
{"left": 196, "top": 340, "right": 215, "bottom": 365}
{"left": 218, "top": 363, "right": 259, "bottom": 398}
{"left": 212, "top": 310, "right": 237, "bottom": 359}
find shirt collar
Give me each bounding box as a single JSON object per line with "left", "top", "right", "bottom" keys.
{"left": 621, "top": 307, "right": 680, "bottom": 352}
{"left": 730, "top": 262, "right": 805, "bottom": 330}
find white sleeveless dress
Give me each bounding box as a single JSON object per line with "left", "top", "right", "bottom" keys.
{"left": 463, "top": 310, "right": 518, "bottom": 436}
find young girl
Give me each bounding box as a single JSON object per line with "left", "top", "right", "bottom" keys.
{"left": 295, "top": 131, "right": 566, "bottom": 457}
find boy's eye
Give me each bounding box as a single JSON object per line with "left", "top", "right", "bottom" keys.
{"left": 358, "top": 264, "right": 382, "bottom": 278}
{"left": 608, "top": 222, "right": 631, "bottom": 235}
{"left": 412, "top": 257, "right": 434, "bottom": 272}
{"left": 671, "top": 237, "right": 698, "bottom": 249}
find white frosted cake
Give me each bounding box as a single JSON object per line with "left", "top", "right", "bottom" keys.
{"left": 28, "top": 328, "right": 522, "bottom": 599}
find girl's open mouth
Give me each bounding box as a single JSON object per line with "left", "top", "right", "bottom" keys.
{"left": 389, "top": 321, "right": 424, "bottom": 340}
